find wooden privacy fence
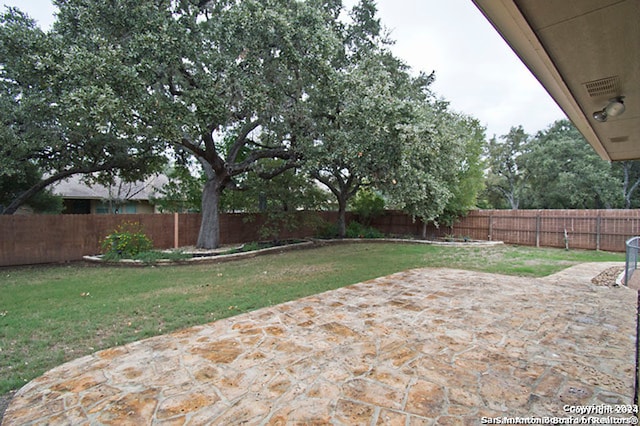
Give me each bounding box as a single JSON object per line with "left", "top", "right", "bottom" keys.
{"left": 450, "top": 210, "right": 640, "bottom": 252}
{"left": 1, "top": 209, "right": 639, "bottom": 266}
{"left": 0, "top": 211, "right": 338, "bottom": 267}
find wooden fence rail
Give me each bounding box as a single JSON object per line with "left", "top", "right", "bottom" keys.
{"left": 1, "top": 209, "right": 639, "bottom": 267}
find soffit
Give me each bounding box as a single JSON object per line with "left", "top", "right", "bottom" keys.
{"left": 472, "top": 0, "right": 640, "bottom": 161}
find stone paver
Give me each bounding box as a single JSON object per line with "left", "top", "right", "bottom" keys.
{"left": 3, "top": 263, "right": 637, "bottom": 425}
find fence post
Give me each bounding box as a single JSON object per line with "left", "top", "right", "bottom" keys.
{"left": 536, "top": 214, "right": 541, "bottom": 248}
{"left": 596, "top": 214, "right": 601, "bottom": 251}
{"left": 488, "top": 214, "right": 493, "bottom": 241}
{"left": 174, "top": 212, "right": 179, "bottom": 249}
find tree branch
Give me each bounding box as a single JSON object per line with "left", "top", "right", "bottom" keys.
{"left": 168, "top": 74, "right": 184, "bottom": 96}
{"left": 178, "top": 133, "right": 207, "bottom": 160}
{"left": 179, "top": 65, "right": 199, "bottom": 89}
{"left": 312, "top": 170, "right": 341, "bottom": 199}
{"left": 2, "top": 161, "right": 122, "bottom": 214}
{"left": 227, "top": 119, "right": 262, "bottom": 163}
{"left": 228, "top": 148, "right": 295, "bottom": 176}
{"left": 256, "top": 161, "right": 299, "bottom": 180}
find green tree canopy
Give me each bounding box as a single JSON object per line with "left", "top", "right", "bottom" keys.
{"left": 435, "top": 112, "right": 486, "bottom": 226}
{"left": 305, "top": 0, "right": 438, "bottom": 236}
{"left": 50, "top": 0, "right": 344, "bottom": 248}
{"left": 307, "top": 49, "right": 425, "bottom": 236}
{"left": 0, "top": 8, "right": 164, "bottom": 214}
{"left": 484, "top": 126, "right": 530, "bottom": 209}
{"left": 384, "top": 100, "right": 480, "bottom": 235}
{"left": 522, "top": 120, "right": 620, "bottom": 209}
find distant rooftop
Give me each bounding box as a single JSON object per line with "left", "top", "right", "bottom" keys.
{"left": 51, "top": 174, "right": 169, "bottom": 201}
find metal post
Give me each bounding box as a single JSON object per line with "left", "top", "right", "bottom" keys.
{"left": 625, "top": 236, "right": 640, "bottom": 287}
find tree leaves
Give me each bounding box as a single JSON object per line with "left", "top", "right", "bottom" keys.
{"left": 0, "top": 6, "right": 166, "bottom": 213}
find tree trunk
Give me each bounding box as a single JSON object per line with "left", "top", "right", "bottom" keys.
{"left": 508, "top": 193, "right": 519, "bottom": 210}
{"left": 622, "top": 162, "right": 631, "bottom": 208}
{"left": 197, "top": 177, "right": 222, "bottom": 249}
{"left": 337, "top": 195, "right": 347, "bottom": 238}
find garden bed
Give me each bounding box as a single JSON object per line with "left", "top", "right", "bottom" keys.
{"left": 84, "top": 237, "right": 504, "bottom": 266}
{"left": 83, "top": 239, "right": 314, "bottom": 266}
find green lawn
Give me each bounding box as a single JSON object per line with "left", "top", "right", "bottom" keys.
{"left": 0, "top": 242, "right": 623, "bottom": 396}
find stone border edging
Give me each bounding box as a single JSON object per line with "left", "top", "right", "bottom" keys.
{"left": 83, "top": 240, "right": 316, "bottom": 266}
{"left": 83, "top": 238, "right": 504, "bottom": 267}
{"left": 313, "top": 238, "right": 504, "bottom": 248}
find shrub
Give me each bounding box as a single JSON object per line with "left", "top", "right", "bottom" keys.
{"left": 241, "top": 241, "right": 263, "bottom": 252}
{"left": 350, "top": 188, "right": 385, "bottom": 225}
{"left": 346, "top": 221, "right": 384, "bottom": 239}
{"left": 314, "top": 219, "right": 340, "bottom": 239}
{"left": 101, "top": 221, "right": 153, "bottom": 259}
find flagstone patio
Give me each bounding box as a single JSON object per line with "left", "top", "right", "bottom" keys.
{"left": 2, "top": 262, "right": 637, "bottom": 425}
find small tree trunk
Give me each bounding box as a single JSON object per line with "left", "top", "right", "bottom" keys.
{"left": 337, "top": 196, "right": 347, "bottom": 238}
{"left": 197, "top": 177, "right": 222, "bottom": 249}
{"left": 509, "top": 194, "right": 519, "bottom": 210}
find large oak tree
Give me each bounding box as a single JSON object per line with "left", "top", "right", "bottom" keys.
{"left": 306, "top": 0, "right": 438, "bottom": 236}
{"left": 49, "top": 0, "right": 344, "bottom": 248}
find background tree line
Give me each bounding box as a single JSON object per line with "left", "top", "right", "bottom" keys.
{"left": 483, "top": 119, "right": 640, "bottom": 210}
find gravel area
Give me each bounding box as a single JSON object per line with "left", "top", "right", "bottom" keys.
{"left": 591, "top": 266, "right": 624, "bottom": 287}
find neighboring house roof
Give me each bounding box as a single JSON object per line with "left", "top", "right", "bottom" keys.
{"left": 472, "top": 0, "right": 639, "bottom": 161}
{"left": 51, "top": 174, "right": 169, "bottom": 202}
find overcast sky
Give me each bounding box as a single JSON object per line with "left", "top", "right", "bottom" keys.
{"left": 3, "top": 0, "right": 566, "bottom": 139}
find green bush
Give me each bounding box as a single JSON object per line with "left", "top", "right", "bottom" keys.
{"left": 314, "top": 219, "right": 340, "bottom": 239}
{"left": 350, "top": 188, "right": 385, "bottom": 225}
{"left": 346, "top": 221, "right": 384, "bottom": 239}
{"left": 101, "top": 221, "right": 153, "bottom": 259}
{"left": 241, "top": 241, "right": 263, "bottom": 252}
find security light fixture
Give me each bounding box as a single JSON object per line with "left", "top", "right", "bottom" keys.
{"left": 593, "top": 96, "right": 625, "bottom": 122}
{"left": 593, "top": 110, "right": 608, "bottom": 122}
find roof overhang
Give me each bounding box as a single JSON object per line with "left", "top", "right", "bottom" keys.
{"left": 471, "top": 0, "right": 640, "bottom": 161}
